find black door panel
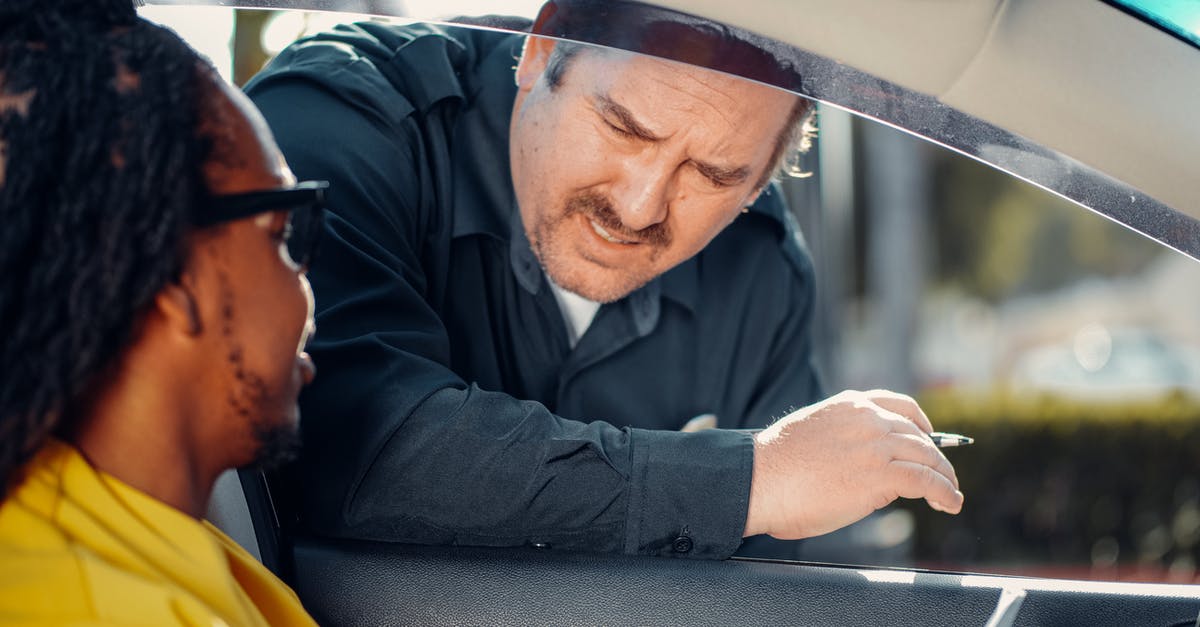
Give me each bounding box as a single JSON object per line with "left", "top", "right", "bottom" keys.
{"left": 291, "top": 537, "right": 1200, "bottom": 626}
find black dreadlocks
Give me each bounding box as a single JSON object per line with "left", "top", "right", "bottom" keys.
{"left": 0, "top": 0, "right": 213, "bottom": 497}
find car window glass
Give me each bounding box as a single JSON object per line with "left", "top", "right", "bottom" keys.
{"left": 141, "top": 3, "right": 1200, "bottom": 585}
{"left": 787, "top": 107, "right": 1200, "bottom": 582}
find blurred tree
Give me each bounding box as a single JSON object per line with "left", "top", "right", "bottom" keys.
{"left": 928, "top": 145, "right": 1162, "bottom": 302}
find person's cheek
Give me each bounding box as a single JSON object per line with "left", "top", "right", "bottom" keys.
{"left": 557, "top": 114, "right": 610, "bottom": 183}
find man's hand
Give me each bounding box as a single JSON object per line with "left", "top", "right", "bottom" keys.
{"left": 742, "top": 390, "right": 964, "bottom": 539}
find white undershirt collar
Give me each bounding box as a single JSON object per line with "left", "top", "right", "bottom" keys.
{"left": 546, "top": 277, "right": 601, "bottom": 348}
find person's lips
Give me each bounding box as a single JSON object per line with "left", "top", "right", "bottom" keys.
{"left": 587, "top": 217, "right": 638, "bottom": 245}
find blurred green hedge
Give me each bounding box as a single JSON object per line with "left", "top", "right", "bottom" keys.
{"left": 897, "top": 389, "right": 1200, "bottom": 579}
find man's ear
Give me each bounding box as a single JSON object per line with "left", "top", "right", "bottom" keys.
{"left": 516, "top": 34, "right": 557, "bottom": 92}
{"left": 529, "top": 0, "right": 559, "bottom": 33}
{"left": 154, "top": 277, "right": 203, "bottom": 338}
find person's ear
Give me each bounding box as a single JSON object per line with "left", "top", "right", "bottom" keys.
{"left": 529, "top": 0, "right": 559, "bottom": 33}
{"left": 154, "top": 276, "right": 203, "bottom": 338}
{"left": 516, "top": 35, "right": 558, "bottom": 92}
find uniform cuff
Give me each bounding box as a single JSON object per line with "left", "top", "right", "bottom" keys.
{"left": 623, "top": 427, "right": 754, "bottom": 559}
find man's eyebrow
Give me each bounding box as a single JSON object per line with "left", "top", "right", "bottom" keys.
{"left": 595, "top": 93, "right": 751, "bottom": 187}
{"left": 692, "top": 160, "right": 750, "bottom": 187}
{"left": 595, "top": 94, "right": 662, "bottom": 142}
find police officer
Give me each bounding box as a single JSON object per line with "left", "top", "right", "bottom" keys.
{"left": 246, "top": 0, "right": 963, "bottom": 558}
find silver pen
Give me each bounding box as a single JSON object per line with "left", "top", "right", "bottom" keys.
{"left": 930, "top": 432, "right": 974, "bottom": 448}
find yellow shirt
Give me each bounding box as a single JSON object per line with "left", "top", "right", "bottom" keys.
{"left": 0, "top": 440, "right": 318, "bottom": 626}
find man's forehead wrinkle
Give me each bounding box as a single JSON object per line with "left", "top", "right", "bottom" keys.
{"left": 601, "top": 61, "right": 775, "bottom": 179}
{"left": 643, "top": 71, "right": 742, "bottom": 134}
{"left": 645, "top": 79, "right": 756, "bottom": 174}
{"left": 594, "top": 92, "right": 664, "bottom": 141}
{"left": 593, "top": 53, "right": 742, "bottom": 136}
{"left": 676, "top": 67, "right": 743, "bottom": 111}
{"left": 620, "top": 103, "right": 748, "bottom": 179}
{"left": 604, "top": 76, "right": 733, "bottom": 148}
{"left": 650, "top": 56, "right": 746, "bottom": 114}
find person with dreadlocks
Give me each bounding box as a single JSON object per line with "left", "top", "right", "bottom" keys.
{"left": 0, "top": 1, "right": 321, "bottom": 624}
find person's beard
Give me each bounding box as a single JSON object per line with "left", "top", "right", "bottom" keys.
{"left": 238, "top": 370, "right": 302, "bottom": 471}
{"left": 249, "top": 417, "right": 301, "bottom": 471}
{"left": 215, "top": 271, "right": 305, "bottom": 472}
{"left": 528, "top": 191, "right": 672, "bottom": 302}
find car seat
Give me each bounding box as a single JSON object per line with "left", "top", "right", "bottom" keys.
{"left": 205, "top": 468, "right": 285, "bottom": 575}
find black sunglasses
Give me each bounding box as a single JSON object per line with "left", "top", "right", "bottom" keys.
{"left": 196, "top": 180, "right": 329, "bottom": 270}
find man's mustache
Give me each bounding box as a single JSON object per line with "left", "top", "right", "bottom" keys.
{"left": 564, "top": 193, "right": 671, "bottom": 247}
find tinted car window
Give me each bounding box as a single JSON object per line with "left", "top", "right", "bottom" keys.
{"left": 786, "top": 110, "right": 1200, "bottom": 582}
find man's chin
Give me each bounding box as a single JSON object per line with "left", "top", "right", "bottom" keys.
{"left": 247, "top": 420, "right": 302, "bottom": 472}
{"left": 556, "top": 276, "right": 640, "bottom": 304}
{"left": 543, "top": 260, "right": 652, "bottom": 304}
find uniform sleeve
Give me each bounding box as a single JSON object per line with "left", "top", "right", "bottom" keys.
{"left": 248, "top": 79, "right": 753, "bottom": 559}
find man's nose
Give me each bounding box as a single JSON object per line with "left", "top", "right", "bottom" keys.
{"left": 610, "top": 160, "right": 673, "bottom": 232}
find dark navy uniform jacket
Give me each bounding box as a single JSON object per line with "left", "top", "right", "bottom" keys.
{"left": 246, "top": 21, "right": 822, "bottom": 559}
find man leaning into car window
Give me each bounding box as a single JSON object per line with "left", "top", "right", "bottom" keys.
{"left": 0, "top": 2, "right": 321, "bottom": 624}
{"left": 246, "top": 0, "right": 965, "bottom": 560}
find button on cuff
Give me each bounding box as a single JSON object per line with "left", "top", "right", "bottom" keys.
{"left": 672, "top": 535, "right": 694, "bottom": 554}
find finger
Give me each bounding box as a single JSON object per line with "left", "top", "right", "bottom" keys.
{"left": 883, "top": 432, "right": 960, "bottom": 490}
{"left": 867, "top": 390, "right": 934, "bottom": 434}
{"left": 886, "top": 460, "right": 964, "bottom": 514}
{"left": 873, "top": 407, "right": 929, "bottom": 442}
